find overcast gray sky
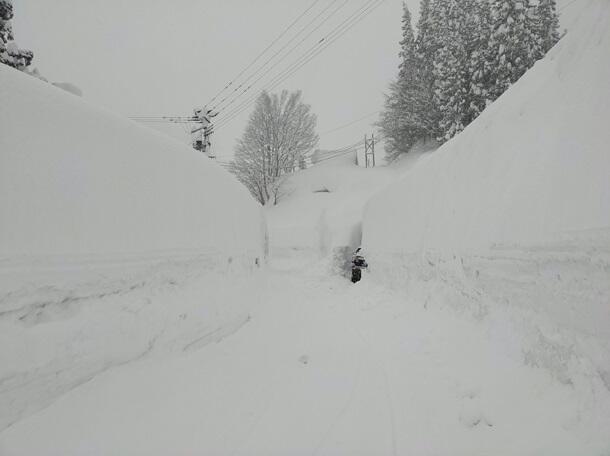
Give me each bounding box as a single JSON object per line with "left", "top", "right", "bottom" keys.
{"left": 14, "top": 0, "right": 422, "bottom": 160}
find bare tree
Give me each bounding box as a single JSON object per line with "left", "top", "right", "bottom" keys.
{"left": 230, "top": 90, "right": 318, "bottom": 205}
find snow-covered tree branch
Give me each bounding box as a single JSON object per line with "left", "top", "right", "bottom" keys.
{"left": 230, "top": 90, "right": 318, "bottom": 205}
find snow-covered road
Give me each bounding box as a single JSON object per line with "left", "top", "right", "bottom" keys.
{"left": 1, "top": 252, "right": 609, "bottom": 455}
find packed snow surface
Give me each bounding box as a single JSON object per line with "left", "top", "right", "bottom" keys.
{"left": 1, "top": 260, "right": 609, "bottom": 455}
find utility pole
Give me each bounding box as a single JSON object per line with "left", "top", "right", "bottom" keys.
{"left": 191, "top": 108, "right": 218, "bottom": 158}
{"left": 364, "top": 133, "right": 376, "bottom": 168}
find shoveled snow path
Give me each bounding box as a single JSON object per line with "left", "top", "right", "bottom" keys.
{"left": 1, "top": 258, "right": 608, "bottom": 455}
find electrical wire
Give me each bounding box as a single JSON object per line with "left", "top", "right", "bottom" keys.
{"left": 558, "top": 0, "right": 579, "bottom": 13}
{"left": 319, "top": 110, "right": 380, "bottom": 136}
{"left": 211, "top": 0, "right": 346, "bottom": 113}
{"left": 205, "top": 0, "right": 322, "bottom": 108}
{"left": 214, "top": 0, "right": 379, "bottom": 124}
{"left": 214, "top": 0, "right": 383, "bottom": 128}
{"left": 214, "top": 0, "right": 385, "bottom": 131}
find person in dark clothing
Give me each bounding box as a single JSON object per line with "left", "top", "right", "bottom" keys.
{"left": 351, "top": 247, "right": 368, "bottom": 283}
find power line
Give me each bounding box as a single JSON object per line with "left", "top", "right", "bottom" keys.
{"left": 214, "top": 0, "right": 379, "bottom": 125}
{"left": 129, "top": 0, "right": 387, "bottom": 158}
{"left": 204, "top": 0, "right": 322, "bottom": 108}
{"left": 214, "top": 0, "right": 383, "bottom": 128}
{"left": 319, "top": 110, "right": 380, "bottom": 136}
{"left": 313, "top": 147, "right": 360, "bottom": 165}
{"left": 558, "top": 0, "right": 579, "bottom": 13}
{"left": 314, "top": 131, "right": 385, "bottom": 166}
{"left": 214, "top": 0, "right": 385, "bottom": 131}
{"left": 211, "top": 0, "right": 346, "bottom": 113}
{"left": 129, "top": 116, "right": 199, "bottom": 124}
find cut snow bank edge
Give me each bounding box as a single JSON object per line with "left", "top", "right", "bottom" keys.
{"left": 362, "top": 0, "right": 610, "bottom": 388}
{"left": 0, "top": 63, "right": 267, "bottom": 431}
{"left": 364, "top": 0, "right": 610, "bottom": 254}
{"left": 0, "top": 63, "right": 266, "bottom": 259}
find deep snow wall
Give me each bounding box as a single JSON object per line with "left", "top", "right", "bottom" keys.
{"left": 0, "top": 64, "right": 267, "bottom": 431}
{"left": 0, "top": 64, "right": 265, "bottom": 259}
{"left": 364, "top": 0, "right": 610, "bottom": 253}
{"left": 362, "top": 0, "right": 610, "bottom": 384}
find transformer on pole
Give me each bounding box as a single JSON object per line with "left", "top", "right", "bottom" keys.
{"left": 191, "top": 108, "right": 218, "bottom": 158}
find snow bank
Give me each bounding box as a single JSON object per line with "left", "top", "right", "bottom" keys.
{"left": 0, "top": 63, "right": 265, "bottom": 258}
{"left": 266, "top": 153, "right": 405, "bottom": 269}
{"left": 364, "top": 0, "right": 610, "bottom": 253}
{"left": 362, "top": 0, "right": 610, "bottom": 412}
{"left": 51, "top": 81, "right": 83, "bottom": 96}
{"left": 0, "top": 63, "right": 266, "bottom": 430}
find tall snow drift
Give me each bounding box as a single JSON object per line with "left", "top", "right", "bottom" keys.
{"left": 0, "top": 63, "right": 266, "bottom": 431}
{"left": 364, "top": 0, "right": 610, "bottom": 253}
{"left": 0, "top": 64, "right": 265, "bottom": 258}
{"left": 362, "top": 0, "right": 610, "bottom": 377}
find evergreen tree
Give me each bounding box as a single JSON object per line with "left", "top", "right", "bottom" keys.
{"left": 0, "top": 0, "right": 13, "bottom": 61}
{"left": 414, "top": 0, "right": 439, "bottom": 139}
{"left": 488, "top": 0, "right": 537, "bottom": 99}
{"left": 415, "top": 0, "right": 432, "bottom": 53}
{"left": 432, "top": 0, "right": 469, "bottom": 140}
{"left": 378, "top": 81, "right": 411, "bottom": 159}
{"left": 534, "top": 0, "right": 560, "bottom": 55}
{"left": 0, "top": 0, "right": 33, "bottom": 70}
{"left": 415, "top": 0, "right": 446, "bottom": 138}
{"left": 383, "top": 0, "right": 553, "bottom": 154}
{"left": 398, "top": 4, "right": 430, "bottom": 140}
{"left": 380, "top": 3, "right": 428, "bottom": 159}
{"left": 464, "top": 0, "right": 493, "bottom": 123}
{"left": 398, "top": 3, "right": 416, "bottom": 82}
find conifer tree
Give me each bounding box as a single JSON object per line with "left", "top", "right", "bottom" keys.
{"left": 0, "top": 0, "right": 13, "bottom": 61}
{"left": 414, "top": 0, "right": 440, "bottom": 139}
{"left": 427, "top": 0, "right": 456, "bottom": 138}
{"left": 379, "top": 81, "right": 411, "bottom": 159}
{"left": 0, "top": 0, "right": 33, "bottom": 70}
{"left": 398, "top": 4, "right": 430, "bottom": 140}
{"left": 383, "top": 0, "right": 554, "bottom": 154}
{"left": 380, "top": 3, "right": 427, "bottom": 158}
{"left": 488, "top": 0, "right": 536, "bottom": 99}
{"left": 432, "top": 0, "right": 469, "bottom": 140}
{"left": 534, "top": 0, "right": 560, "bottom": 55}
{"left": 465, "top": 0, "right": 493, "bottom": 123}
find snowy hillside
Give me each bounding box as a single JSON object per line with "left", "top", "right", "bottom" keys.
{"left": 0, "top": 64, "right": 266, "bottom": 430}
{"left": 0, "top": 64, "right": 265, "bottom": 257}
{"left": 362, "top": 0, "right": 610, "bottom": 442}
{"left": 365, "top": 0, "right": 610, "bottom": 252}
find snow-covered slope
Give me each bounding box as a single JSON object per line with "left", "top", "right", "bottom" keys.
{"left": 0, "top": 64, "right": 266, "bottom": 430}
{"left": 0, "top": 64, "right": 265, "bottom": 258}
{"left": 362, "top": 0, "right": 610, "bottom": 426}
{"left": 365, "top": 0, "right": 610, "bottom": 253}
